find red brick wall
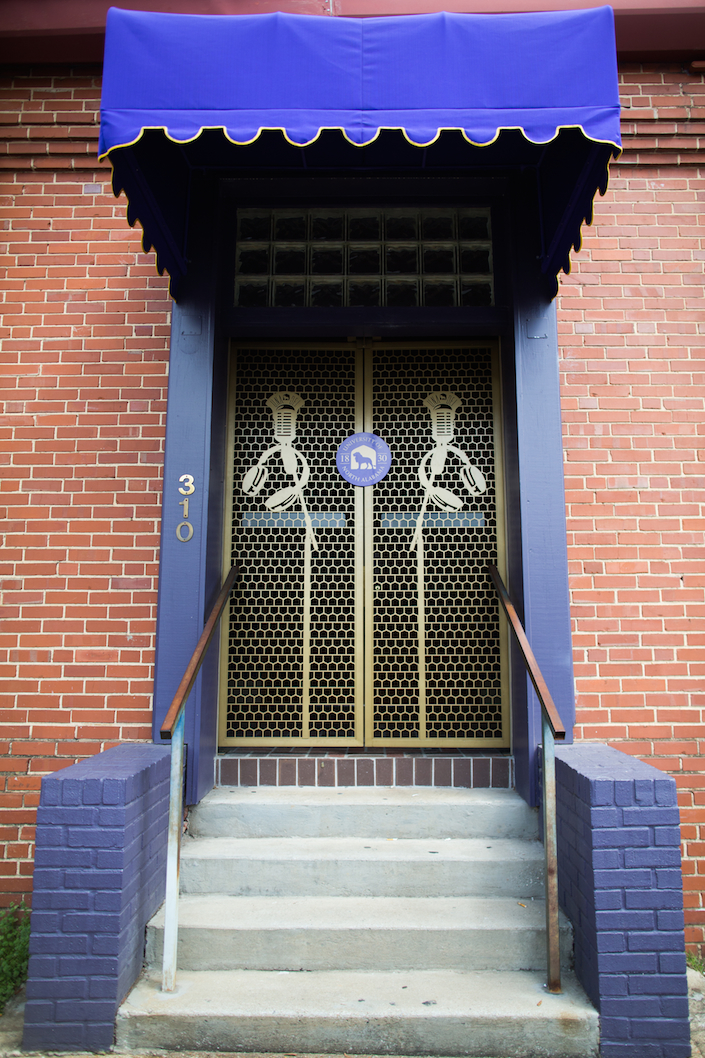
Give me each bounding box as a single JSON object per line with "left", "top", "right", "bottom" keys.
{"left": 0, "top": 68, "right": 171, "bottom": 903}
{"left": 0, "top": 62, "right": 703, "bottom": 951}
{"left": 559, "top": 63, "right": 705, "bottom": 948}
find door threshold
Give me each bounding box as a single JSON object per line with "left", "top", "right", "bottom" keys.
{"left": 216, "top": 751, "right": 514, "bottom": 789}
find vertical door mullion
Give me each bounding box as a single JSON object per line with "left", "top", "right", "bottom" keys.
{"left": 363, "top": 345, "right": 375, "bottom": 745}
{"left": 354, "top": 345, "right": 365, "bottom": 744}
{"left": 416, "top": 529, "right": 427, "bottom": 741}
{"left": 302, "top": 533, "right": 311, "bottom": 739}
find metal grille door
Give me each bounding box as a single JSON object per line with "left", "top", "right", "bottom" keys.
{"left": 224, "top": 346, "right": 358, "bottom": 741}
{"left": 369, "top": 345, "right": 505, "bottom": 745}
{"left": 221, "top": 342, "right": 507, "bottom": 747}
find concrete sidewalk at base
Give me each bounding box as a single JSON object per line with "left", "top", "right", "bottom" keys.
{"left": 3, "top": 976, "right": 704, "bottom": 1058}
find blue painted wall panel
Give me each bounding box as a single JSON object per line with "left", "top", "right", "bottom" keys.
{"left": 516, "top": 301, "right": 575, "bottom": 734}
{"left": 152, "top": 297, "right": 215, "bottom": 801}
{"left": 511, "top": 180, "right": 576, "bottom": 806}
{"left": 153, "top": 180, "right": 219, "bottom": 804}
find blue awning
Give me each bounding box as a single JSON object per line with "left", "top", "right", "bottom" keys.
{"left": 99, "top": 7, "right": 621, "bottom": 297}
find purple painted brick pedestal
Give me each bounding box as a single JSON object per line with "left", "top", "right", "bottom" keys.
{"left": 23, "top": 744, "right": 170, "bottom": 1052}
{"left": 555, "top": 744, "right": 690, "bottom": 1058}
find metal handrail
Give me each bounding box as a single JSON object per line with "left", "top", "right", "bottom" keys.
{"left": 159, "top": 564, "right": 240, "bottom": 992}
{"left": 487, "top": 563, "right": 565, "bottom": 994}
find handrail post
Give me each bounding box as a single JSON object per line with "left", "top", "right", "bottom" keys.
{"left": 162, "top": 707, "right": 185, "bottom": 992}
{"left": 542, "top": 712, "right": 561, "bottom": 993}
{"left": 486, "top": 563, "right": 563, "bottom": 994}
{"left": 158, "top": 564, "right": 239, "bottom": 993}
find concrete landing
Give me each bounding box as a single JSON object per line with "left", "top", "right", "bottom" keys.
{"left": 117, "top": 969, "right": 599, "bottom": 1057}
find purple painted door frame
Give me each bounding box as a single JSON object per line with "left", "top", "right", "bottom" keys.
{"left": 152, "top": 176, "right": 575, "bottom": 808}
{"left": 152, "top": 175, "right": 226, "bottom": 805}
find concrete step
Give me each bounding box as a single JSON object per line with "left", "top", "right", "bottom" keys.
{"left": 179, "top": 835, "right": 545, "bottom": 897}
{"left": 117, "top": 968, "right": 598, "bottom": 1057}
{"left": 189, "top": 786, "right": 538, "bottom": 840}
{"left": 146, "top": 894, "right": 573, "bottom": 972}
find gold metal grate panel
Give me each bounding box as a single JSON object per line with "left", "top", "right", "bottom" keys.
{"left": 371, "top": 346, "right": 502, "bottom": 741}
{"left": 226, "top": 347, "right": 357, "bottom": 739}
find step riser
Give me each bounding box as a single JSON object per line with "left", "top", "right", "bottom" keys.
{"left": 180, "top": 860, "right": 545, "bottom": 898}
{"left": 217, "top": 754, "right": 515, "bottom": 791}
{"left": 117, "top": 1011, "right": 598, "bottom": 1058}
{"left": 189, "top": 802, "right": 538, "bottom": 840}
{"left": 146, "top": 925, "right": 573, "bottom": 972}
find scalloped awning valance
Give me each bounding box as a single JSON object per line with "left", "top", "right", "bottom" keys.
{"left": 99, "top": 6, "right": 621, "bottom": 297}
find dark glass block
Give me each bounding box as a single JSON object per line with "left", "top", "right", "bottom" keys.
{"left": 386, "top": 281, "right": 418, "bottom": 307}
{"left": 460, "top": 283, "right": 492, "bottom": 307}
{"left": 461, "top": 248, "right": 491, "bottom": 274}
{"left": 424, "top": 281, "right": 456, "bottom": 307}
{"left": 349, "top": 281, "right": 380, "bottom": 307}
{"left": 311, "top": 247, "right": 343, "bottom": 274}
{"left": 349, "top": 247, "right": 381, "bottom": 274}
{"left": 311, "top": 282, "right": 343, "bottom": 308}
{"left": 275, "top": 248, "right": 306, "bottom": 274}
{"left": 238, "top": 248, "right": 269, "bottom": 275}
{"left": 422, "top": 215, "right": 454, "bottom": 240}
{"left": 274, "top": 282, "right": 306, "bottom": 307}
{"left": 386, "top": 215, "right": 417, "bottom": 240}
{"left": 423, "top": 247, "right": 455, "bottom": 274}
{"left": 349, "top": 215, "right": 380, "bottom": 240}
{"left": 386, "top": 246, "right": 418, "bottom": 274}
{"left": 312, "top": 215, "right": 344, "bottom": 240}
{"left": 236, "top": 282, "right": 268, "bottom": 308}
{"left": 275, "top": 215, "right": 307, "bottom": 240}
{"left": 459, "top": 215, "right": 489, "bottom": 240}
{"left": 239, "top": 215, "right": 270, "bottom": 241}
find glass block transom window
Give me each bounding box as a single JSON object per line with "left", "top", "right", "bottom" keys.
{"left": 234, "top": 208, "right": 493, "bottom": 309}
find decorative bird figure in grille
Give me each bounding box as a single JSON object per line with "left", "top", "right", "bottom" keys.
{"left": 241, "top": 390, "right": 318, "bottom": 550}
{"left": 409, "top": 390, "right": 486, "bottom": 552}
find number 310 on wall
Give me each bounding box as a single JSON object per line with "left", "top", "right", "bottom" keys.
{"left": 176, "top": 474, "right": 195, "bottom": 542}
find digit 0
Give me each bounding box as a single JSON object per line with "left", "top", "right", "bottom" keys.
{"left": 176, "top": 522, "right": 194, "bottom": 542}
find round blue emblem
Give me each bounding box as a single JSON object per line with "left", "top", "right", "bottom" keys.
{"left": 336, "top": 432, "right": 392, "bottom": 486}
